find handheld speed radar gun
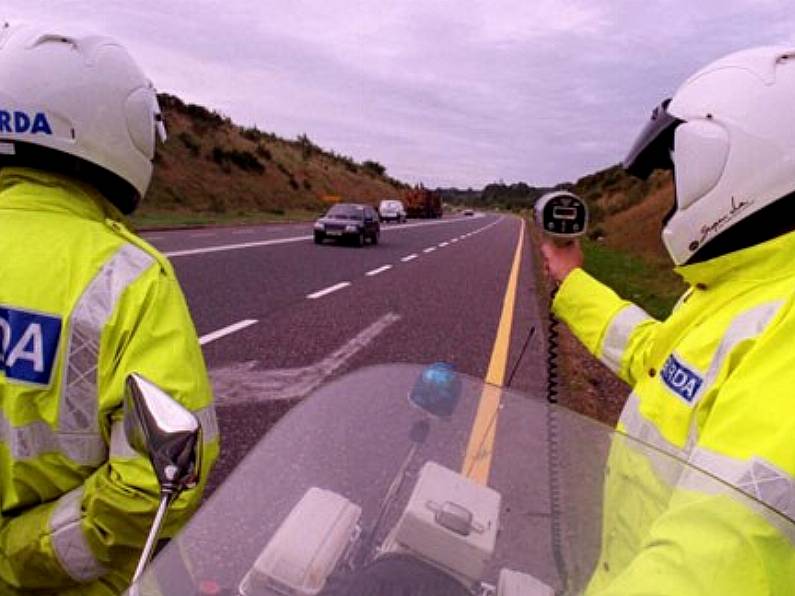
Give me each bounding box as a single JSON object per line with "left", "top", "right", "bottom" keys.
{"left": 533, "top": 191, "right": 588, "bottom": 245}
{"left": 533, "top": 191, "right": 590, "bottom": 587}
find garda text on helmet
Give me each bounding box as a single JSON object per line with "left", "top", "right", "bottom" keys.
{"left": 0, "top": 306, "right": 62, "bottom": 386}
{"left": 0, "top": 110, "right": 53, "bottom": 135}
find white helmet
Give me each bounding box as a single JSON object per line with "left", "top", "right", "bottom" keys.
{"left": 624, "top": 46, "right": 795, "bottom": 265}
{"left": 0, "top": 23, "right": 166, "bottom": 213}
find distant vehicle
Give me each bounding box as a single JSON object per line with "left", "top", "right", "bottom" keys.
{"left": 404, "top": 186, "right": 443, "bottom": 219}
{"left": 314, "top": 203, "right": 380, "bottom": 246}
{"left": 463, "top": 208, "right": 475, "bottom": 216}
{"left": 378, "top": 199, "right": 407, "bottom": 223}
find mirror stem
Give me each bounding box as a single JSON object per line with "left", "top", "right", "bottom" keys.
{"left": 130, "top": 491, "right": 176, "bottom": 590}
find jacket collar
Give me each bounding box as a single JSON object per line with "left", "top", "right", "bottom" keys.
{"left": 0, "top": 167, "right": 124, "bottom": 222}
{"left": 675, "top": 229, "right": 795, "bottom": 288}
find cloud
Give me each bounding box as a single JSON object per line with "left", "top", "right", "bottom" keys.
{"left": 4, "top": 0, "right": 795, "bottom": 187}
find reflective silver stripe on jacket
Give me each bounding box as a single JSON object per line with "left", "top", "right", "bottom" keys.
{"left": 57, "top": 244, "right": 154, "bottom": 466}
{"left": 0, "top": 412, "right": 106, "bottom": 464}
{"left": 701, "top": 301, "right": 783, "bottom": 395}
{"left": 109, "top": 405, "right": 219, "bottom": 460}
{"left": 682, "top": 448, "right": 795, "bottom": 543}
{"left": 196, "top": 406, "right": 219, "bottom": 443}
{"left": 616, "top": 393, "right": 688, "bottom": 488}
{"left": 618, "top": 393, "right": 685, "bottom": 459}
{"left": 619, "top": 398, "right": 795, "bottom": 542}
{"left": 600, "top": 305, "right": 653, "bottom": 375}
{"left": 688, "top": 448, "right": 795, "bottom": 521}
{"left": 108, "top": 419, "right": 137, "bottom": 459}
{"left": 50, "top": 487, "right": 107, "bottom": 582}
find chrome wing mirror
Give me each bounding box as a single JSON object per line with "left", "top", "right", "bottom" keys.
{"left": 124, "top": 373, "right": 202, "bottom": 493}
{"left": 124, "top": 373, "right": 203, "bottom": 587}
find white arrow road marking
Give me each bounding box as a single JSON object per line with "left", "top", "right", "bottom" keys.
{"left": 210, "top": 312, "right": 401, "bottom": 404}
{"left": 307, "top": 281, "right": 351, "bottom": 299}
{"left": 200, "top": 319, "right": 258, "bottom": 346}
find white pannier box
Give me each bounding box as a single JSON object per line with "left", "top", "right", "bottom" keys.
{"left": 239, "top": 487, "right": 361, "bottom": 596}
{"left": 381, "top": 461, "right": 501, "bottom": 585}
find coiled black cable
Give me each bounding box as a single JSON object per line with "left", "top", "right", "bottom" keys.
{"left": 546, "top": 286, "right": 568, "bottom": 593}
{"left": 546, "top": 287, "right": 561, "bottom": 404}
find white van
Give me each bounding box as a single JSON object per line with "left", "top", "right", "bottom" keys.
{"left": 378, "top": 199, "right": 407, "bottom": 223}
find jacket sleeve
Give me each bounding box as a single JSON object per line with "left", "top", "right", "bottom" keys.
{"left": 552, "top": 268, "right": 662, "bottom": 387}
{"left": 0, "top": 256, "right": 219, "bottom": 591}
{"left": 591, "top": 298, "right": 795, "bottom": 595}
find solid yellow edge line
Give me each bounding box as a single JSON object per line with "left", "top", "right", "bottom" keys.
{"left": 462, "top": 220, "right": 524, "bottom": 484}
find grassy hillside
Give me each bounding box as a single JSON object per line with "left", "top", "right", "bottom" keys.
{"left": 132, "top": 94, "right": 406, "bottom": 227}
{"left": 569, "top": 165, "right": 686, "bottom": 317}
{"left": 572, "top": 165, "right": 671, "bottom": 262}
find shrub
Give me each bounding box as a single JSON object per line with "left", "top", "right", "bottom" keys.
{"left": 297, "top": 133, "right": 321, "bottom": 160}
{"left": 585, "top": 189, "right": 602, "bottom": 203}
{"left": 178, "top": 132, "right": 201, "bottom": 157}
{"left": 210, "top": 147, "right": 231, "bottom": 173}
{"left": 362, "top": 160, "right": 386, "bottom": 176}
{"left": 241, "top": 126, "right": 263, "bottom": 142}
{"left": 256, "top": 145, "right": 272, "bottom": 160}
{"left": 208, "top": 193, "right": 227, "bottom": 214}
{"left": 210, "top": 146, "right": 265, "bottom": 174}
{"left": 184, "top": 103, "right": 226, "bottom": 128}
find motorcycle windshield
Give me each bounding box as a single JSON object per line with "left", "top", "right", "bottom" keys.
{"left": 130, "top": 364, "right": 795, "bottom": 595}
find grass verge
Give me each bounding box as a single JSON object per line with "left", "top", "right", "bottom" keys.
{"left": 581, "top": 239, "right": 685, "bottom": 319}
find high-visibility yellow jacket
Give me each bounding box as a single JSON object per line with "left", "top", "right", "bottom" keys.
{"left": 0, "top": 167, "right": 219, "bottom": 595}
{"left": 553, "top": 232, "right": 795, "bottom": 595}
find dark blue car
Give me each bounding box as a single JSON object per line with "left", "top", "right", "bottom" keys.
{"left": 314, "top": 203, "right": 381, "bottom": 247}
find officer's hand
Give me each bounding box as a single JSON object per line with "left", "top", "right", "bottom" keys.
{"left": 540, "top": 240, "right": 583, "bottom": 284}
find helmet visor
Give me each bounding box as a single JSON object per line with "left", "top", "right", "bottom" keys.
{"left": 623, "top": 99, "right": 682, "bottom": 179}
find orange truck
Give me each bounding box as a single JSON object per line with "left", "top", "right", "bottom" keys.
{"left": 404, "top": 186, "right": 443, "bottom": 219}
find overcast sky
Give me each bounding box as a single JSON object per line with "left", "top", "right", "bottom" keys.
{"left": 4, "top": 1, "right": 795, "bottom": 188}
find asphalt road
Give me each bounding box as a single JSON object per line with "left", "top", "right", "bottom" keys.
{"left": 140, "top": 212, "right": 566, "bottom": 589}
{"left": 145, "top": 213, "right": 543, "bottom": 389}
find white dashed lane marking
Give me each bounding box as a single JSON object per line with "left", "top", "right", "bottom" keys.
{"left": 366, "top": 265, "right": 393, "bottom": 277}
{"left": 307, "top": 282, "right": 352, "bottom": 299}
{"left": 200, "top": 319, "right": 258, "bottom": 346}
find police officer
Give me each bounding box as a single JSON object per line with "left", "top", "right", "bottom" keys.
{"left": 542, "top": 46, "right": 795, "bottom": 593}
{"left": 0, "top": 24, "right": 218, "bottom": 594}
